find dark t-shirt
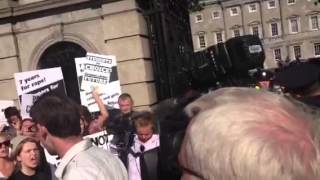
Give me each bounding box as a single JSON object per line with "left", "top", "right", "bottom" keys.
{"left": 107, "top": 109, "right": 135, "bottom": 134}
{"left": 8, "top": 170, "right": 47, "bottom": 180}
{"left": 106, "top": 109, "right": 136, "bottom": 166}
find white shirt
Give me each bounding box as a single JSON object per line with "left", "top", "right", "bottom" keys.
{"left": 128, "top": 134, "right": 160, "bottom": 180}
{"left": 55, "top": 139, "right": 128, "bottom": 180}
{"left": 0, "top": 171, "right": 6, "bottom": 179}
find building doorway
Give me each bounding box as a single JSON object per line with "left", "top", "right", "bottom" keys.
{"left": 38, "top": 41, "right": 86, "bottom": 103}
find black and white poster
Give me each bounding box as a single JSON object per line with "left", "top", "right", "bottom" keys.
{"left": 75, "top": 53, "right": 121, "bottom": 112}
{"left": 14, "top": 67, "right": 66, "bottom": 116}
{"left": 83, "top": 130, "right": 115, "bottom": 151}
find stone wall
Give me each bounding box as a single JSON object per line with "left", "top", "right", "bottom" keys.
{"left": 0, "top": 0, "right": 157, "bottom": 109}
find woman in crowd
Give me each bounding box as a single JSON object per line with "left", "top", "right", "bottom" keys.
{"left": 9, "top": 136, "right": 48, "bottom": 180}
{"left": 0, "top": 133, "right": 14, "bottom": 179}
{"left": 19, "top": 118, "right": 54, "bottom": 180}
{"left": 79, "top": 105, "right": 91, "bottom": 136}
{"left": 80, "top": 87, "right": 109, "bottom": 136}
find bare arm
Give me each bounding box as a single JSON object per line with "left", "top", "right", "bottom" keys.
{"left": 92, "top": 88, "right": 109, "bottom": 128}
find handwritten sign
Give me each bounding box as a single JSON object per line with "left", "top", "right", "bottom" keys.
{"left": 83, "top": 130, "right": 114, "bottom": 151}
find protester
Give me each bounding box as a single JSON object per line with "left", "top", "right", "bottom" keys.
{"left": 79, "top": 105, "right": 91, "bottom": 136}
{"left": 9, "top": 136, "right": 46, "bottom": 180}
{"left": 0, "top": 133, "right": 14, "bottom": 179}
{"left": 19, "top": 118, "right": 37, "bottom": 138}
{"left": 108, "top": 93, "right": 136, "bottom": 166}
{"left": 30, "top": 93, "right": 127, "bottom": 180}
{"left": 128, "top": 111, "right": 160, "bottom": 180}
{"left": 87, "top": 88, "right": 109, "bottom": 134}
{"left": 79, "top": 88, "right": 109, "bottom": 136}
{"left": 179, "top": 87, "right": 320, "bottom": 180}
{"left": 19, "top": 118, "right": 54, "bottom": 180}
{"left": 4, "top": 107, "right": 22, "bottom": 137}
{"left": 108, "top": 93, "right": 136, "bottom": 133}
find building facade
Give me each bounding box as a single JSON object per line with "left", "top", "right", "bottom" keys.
{"left": 189, "top": 0, "right": 320, "bottom": 68}
{"left": 0, "top": 0, "right": 158, "bottom": 109}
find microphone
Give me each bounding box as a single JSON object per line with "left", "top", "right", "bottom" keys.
{"left": 129, "top": 145, "right": 145, "bottom": 158}
{"left": 140, "top": 145, "right": 145, "bottom": 153}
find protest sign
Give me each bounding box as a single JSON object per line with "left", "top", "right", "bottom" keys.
{"left": 75, "top": 53, "right": 121, "bottom": 112}
{"left": 75, "top": 57, "right": 86, "bottom": 88}
{"left": 20, "top": 94, "right": 36, "bottom": 119}
{"left": 83, "top": 130, "right": 114, "bottom": 151}
{"left": 14, "top": 67, "right": 66, "bottom": 116}
{"left": 0, "top": 100, "right": 15, "bottom": 125}
{"left": 14, "top": 67, "right": 65, "bottom": 95}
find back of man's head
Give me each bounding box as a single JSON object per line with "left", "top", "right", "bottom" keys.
{"left": 4, "top": 106, "right": 21, "bottom": 121}
{"left": 30, "top": 93, "right": 81, "bottom": 138}
{"left": 179, "top": 87, "right": 320, "bottom": 180}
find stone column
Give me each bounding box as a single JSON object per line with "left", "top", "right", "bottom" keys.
{"left": 102, "top": 0, "right": 157, "bottom": 110}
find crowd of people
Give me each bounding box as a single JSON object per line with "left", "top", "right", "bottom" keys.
{"left": 0, "top": 88, "right": 163, "bottom": 180}
{"left": 1, "top": 60, "right": 320, "bottom": 180}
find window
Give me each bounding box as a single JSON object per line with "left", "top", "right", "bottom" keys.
{"left": 230, "top": 7, "right": 239, "bottom": 16}
{"left": 287, "top": 0, "right": 295, "bottom": 5}
{"left": 315, "top": 43, "right": 320, "bottom": 56}
{"left": 215, "top": 32, "right": 223, "bottom": 43}
{"left": 195, "top": 14, "right": 203, "bottom": 23}
{"left": 274, "top": 48, "right": 281, "bottom": 60}
{"left": 198, "top": 34, "right": 206, "bottom": 48}
{"left": 311, "top": 15, "right": 319, "bottom": 30}
{"left": 293, "top": 46, "right": 301, "bottom": 59}
{"left": 233, "top": 29, "right": 240, "bottom": 37}
{"left": 289, "top": 18, "right": 299, "bottom": 33}
{"left": 212, "top": 11, "right": 220, "bottom": 19}
{"left": 271, "top": 23, "right": 279, "bottom": 36}
{"left": 252, "top": 26, "right": 259, "bottom": 37}
{"left": 268, "top": 0, "right": 276, "bottom": 9}
{"left": 248, "top": 4, "right": 257, "bottom": 12}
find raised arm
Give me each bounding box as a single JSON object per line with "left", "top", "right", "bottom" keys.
{"left": 92, "top": 87, "right": 109, "bottom": 127}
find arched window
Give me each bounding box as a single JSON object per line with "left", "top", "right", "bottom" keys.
{"left": 38, "top": 41, "right": 87, "bottom": 103}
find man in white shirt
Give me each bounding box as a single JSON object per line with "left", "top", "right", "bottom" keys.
{"left": 127, "top": 111, "right": 160, "bottom": 180}
{"left": 30, "top": 93, "right": 127, "bottom": 180}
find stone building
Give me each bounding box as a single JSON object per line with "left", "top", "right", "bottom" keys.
{"left": 189, "top": 0, "right": 320, "bottom": 68}
{"left": 0, "top": 0, "right": 157, "bottom": 109}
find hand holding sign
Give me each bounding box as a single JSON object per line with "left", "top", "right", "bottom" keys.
{"left": 88, "top": 86, "right": 109, "bottom": 134}
{"left": 75, "top": 53, "right": 121, "bottom": 112}
{"left": 92, "top": 86, "right": 100, "bottom": 99}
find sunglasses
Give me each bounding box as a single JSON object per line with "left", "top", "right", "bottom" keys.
{"left": 0, "top": 140, "right": 10, "bottom": 147}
